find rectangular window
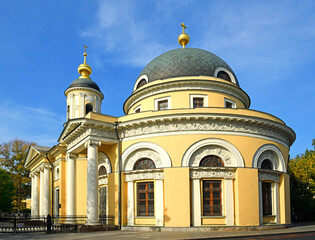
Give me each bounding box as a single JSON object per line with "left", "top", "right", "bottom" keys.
{"left": 158, "top": 100, "right": 168, "bottom": 110}
{"left": 193, "top": 97, "right": 204, "bottom": 108}
{"left": 137, "top": 182, "right": 154, "bottom": 216}
{"left": 262, "top": 182, "right": 272, "bottom": 216}
{"left": 225, "top": 98, "right": 236, "bottom": 108}
{"left": 202, "top": 180, "right": 222, "bottom": 216}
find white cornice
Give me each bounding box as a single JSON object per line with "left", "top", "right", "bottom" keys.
{"left": 124, "top": 79, "right": 250, "bottom": 113}
{"left": 119, "top": 113, "right": 295, "bottom": 147}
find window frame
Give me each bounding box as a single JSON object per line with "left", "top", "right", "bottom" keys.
{"left": 134, "top": 105, "right": 141, "bottom": 113}
{"left": 202, "top": 180, "right": 222, "bottom": 216}
{"left": 224, "top": 98, "right": 236, "bottom": 109}
{"left": 154, "top": 97, "right": 171, "bottom": 111}
{"left": 214, "top": 67, "right": 237, "bottom": 84}
{"left": 190, "top": 94, "right": 208, "bottom": 108}
{"left": 136, "top": 181, "right": 155, "bottom": 216}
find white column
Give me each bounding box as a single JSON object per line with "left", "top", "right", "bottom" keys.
{"left": 192, "top": 178, "right": 201, "bottom": 226}
{"left": 85, "top": 140, "right": 101, "bottom": 225}
{"left": 66, "top": 153, "right": 76, "bottom": 220}
{"left": 39, "top": 168, "right": 44, "bottom": 216}
{"left": 70, "top": 94, "right": 74, "bottom": 119}
{"left": 43, "top": 165, "right": 51, "bottom": 216}
{"left": 31, "top": 174, "right": 34, "bottom": 216}
{"left": 127, "top": 181, "right": 134, "bottom": 226}
{"left": 225, "top": 179, "right": 234, "bottom": 225}
{"left": 155, "top": 179, "right": 164, "bottom": 226}
{"left": 33, "top": 172, "right": 39, "bottom": 218}
{"left": 80, "top": 93, "right": 85, "bottom": 117}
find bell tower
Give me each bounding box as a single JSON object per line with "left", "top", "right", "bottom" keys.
{"left": 64, "top": 46, "right": 104, "bottom": 121}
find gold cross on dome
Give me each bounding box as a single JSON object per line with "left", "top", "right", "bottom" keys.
{"left": 83, "top": 45, "right": 88, "bottom": 53}
{"left": 180, "top": 23, "right": 187, "bottom": 33}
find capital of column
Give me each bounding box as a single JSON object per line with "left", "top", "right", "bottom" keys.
{"left": 66, "top": 152, "right": 78, "bottom": 160}
{"left": 84, "top": 139, "right": 101, "bottom": 148}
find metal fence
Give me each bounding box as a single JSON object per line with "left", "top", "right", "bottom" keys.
{"left": 0, "top": 214, "right": 115, "bottom": 233}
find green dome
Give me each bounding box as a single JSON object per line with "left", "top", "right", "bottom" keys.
{"left": 138, "top": 48, "right": 239, "bottom": 86}
{"left": 66, "top": 77, "right": 102, "bottom": 93}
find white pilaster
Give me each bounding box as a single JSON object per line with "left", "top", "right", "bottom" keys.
{"left": 192, "top": 178, "right": 201, "bottom": 226}
{"left": 39, "top": 168, "right": 44, "bottom": 216}
{"left": 225, "top": 179, "right": 234, "bottom": 225}
{"left": 127, "top": 181, "right": 134, "bottom": 226}
{"left": 43, "top": 165, "right": 51, "bottom": 216}
{"left": 66, "top": 153, "right": 77, "bottom": 220}
{"left": 274, "top": 182, "right": 279, "bottom": 223}
{"left": 70, "top": 94, "right": 74, "bottom": 119}
{"left": 80, "top": 93, "right": 85, "bottom": 117}
{"left": 85, "top": 140, "right": 101, "bottom": 225}
{"left": 155, "top": 179, "right": 164, "bottom": 226}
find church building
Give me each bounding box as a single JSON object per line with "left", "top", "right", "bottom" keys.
{"left": 25, "top": 24, "right": 295, "bottom": 228}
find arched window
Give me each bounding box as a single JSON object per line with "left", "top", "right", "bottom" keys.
{"left": 217, "top": 71, "right": 231, "bottom": 82}
{"left": 98, "top": 166, "right": 107, "bottom": 176}
{"left": 199, "top": 155, "right": 224, "bottom": 167}
{"left": 261, "top": 159, "right": 273, "bottom": 170}
{"left": 133, "top": 158, "right": 156, "bottom": 170}
{"left": 85, "top": 103, "right": 93, "bottom": 115}
{"left": 136, "top": 79, "right": 147, "bottom": 89}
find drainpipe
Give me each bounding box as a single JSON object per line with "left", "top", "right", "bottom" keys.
{"left": 45, "top": 153, "right": 54, "bottom": 218}
{"left": 113, "top": 122, "right": 122, "bottom": 229}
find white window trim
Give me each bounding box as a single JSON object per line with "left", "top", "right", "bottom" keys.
{"left": 214, "top": 67, "right": 236, "bottom": 84}
{"left": 133, "top": 105, "right": 141, "bottom": 113}
{"left": 154, "top": 97, "right": 171, "bottom": 111}
{"left": 190, "top": 94, "right": 208, "bottom": 108}
{"left": 133, "top": 75, "right": 148, "bottom": 91}
{"left": 54, "top": 166, "right": 60, "bottom": 181}
{"left": 224, "top": 98, "right": 236, "bottom": 109}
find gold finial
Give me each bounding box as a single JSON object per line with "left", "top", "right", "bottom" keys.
{"left": 78, "top": 45, "right": 92, "bottom": 78}
{"left": 178, "top": 22, "right": 190, "bottom": 48}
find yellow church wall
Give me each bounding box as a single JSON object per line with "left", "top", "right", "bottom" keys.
{"left": 164, "top": 168, "right": 190, "bottom": 227}
{"left": 98, "top": 144, "right": 118, "bottom": 172}
{"left": 121, "top": 108, "right": 285, "bottom": 125}
{"left": 134, "top": 218, "right": 156, "bottom": 225}
{"left": 202, "top": 217, "right": 226, "bottom": 225}
{"left": 234, "top": 168, "right": 259, "bottom": 226}
{"left": 279, "top": 173, "right": 291, "bottom": 224}
{"left": 86, "top": 112, "right": 118, "bottom": 123}
{"left": 128, "top": 90, "right": 245, "bottom": 113}
{"left": 75, "top": 158, "right": 87, "bottom": 216}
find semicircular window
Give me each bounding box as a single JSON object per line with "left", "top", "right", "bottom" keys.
{"left": 261, "top": 159, "right": 273, "bottom": 170}
{"left": 133, "top": 158, "right": 156, "bottom": 170}
{"left": 200, "top": 155, "right": 224, "bottom": 167}
{"left": 217, "top": 71, "right": 231, "bottom": 82}
{"left": 98, "top": 165, "right": 107, "bottom": 176}
{"left": 136, "top": 79, "right": 147, "bottom": 90}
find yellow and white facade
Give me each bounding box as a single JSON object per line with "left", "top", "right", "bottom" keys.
{"left": 25, "top": 26, "right": 295, "bottom": 228}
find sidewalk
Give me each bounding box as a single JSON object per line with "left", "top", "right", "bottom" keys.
{"left": 0, "top": 222, "right": 314, "bottom": 240}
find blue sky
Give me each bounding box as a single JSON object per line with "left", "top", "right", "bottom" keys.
{"left": 0, "top": 0, "right": 314, "bottom": 158}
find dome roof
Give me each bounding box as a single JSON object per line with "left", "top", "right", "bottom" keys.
{"left": 66, "top": 77, "right": 102, "bottom": 93}
{"left": 137, "top": 48, "right": 239, "bottom": 86}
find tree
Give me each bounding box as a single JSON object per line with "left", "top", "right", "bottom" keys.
{"left": 289, "top": 139, "right": 315, "bottom": 221}
{"left": 0, "top": 168, "right": 15, "bottom": 212}
{"left": 0, "top": 139, "right": 35, "bottom": 212}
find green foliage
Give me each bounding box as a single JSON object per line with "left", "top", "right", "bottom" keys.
{"left": 289, "top": 139, "right": 315, "bottom": 221}
{"left": 0, "top": 168, "right": 15, "bottom": 212}
{"left": 0, "top": 139, "right": 35, "bottom": 212}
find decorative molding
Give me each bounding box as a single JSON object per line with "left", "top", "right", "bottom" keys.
{"left": 190, "top": 168, "right": 235, "bottom": 179}
{"left": 98, "top": 152, "right": 112, "bottom": 174}
{"left": 122, "top": 142, "right": 172, "bottom": 171}
{"left": 182, "top": 138, "right": 244, "bottom": 167}
{"left": 259, "top": 171, "right": 280, "bottom": 182}
{"left": 66, "top": 153, "right": 78, "bottom": 160}
{"left": 124, "top": 79, "right": 250, "bottom": 113}
{"left": 119, "top": 115, "right": 294, "bottom": 147}
{"left": 98, "top": 176, "right": 108, "bottom": 185}
{"left": 125, "top": 169, "right": 164, "bottom": 182}
{"left": 252, "top": 144, "right": 286, "bottom": 172}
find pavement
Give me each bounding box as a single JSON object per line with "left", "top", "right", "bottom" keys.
{"left": 0, "top": 222, "right": 314, "bottom": 240}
